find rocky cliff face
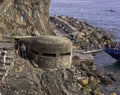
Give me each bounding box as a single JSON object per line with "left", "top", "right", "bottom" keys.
{"left": 0, "top": 0, "right": 117, "bottom": 95}
{"left": 0, "top": 56, "right": 115, "bottom": 95}
{"left": 0, "top": 0, "right": 53, "bottom": 36}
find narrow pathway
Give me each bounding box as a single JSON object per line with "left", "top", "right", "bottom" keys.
{"left": 0, "top": 36, "right": 14, "bottom": 82}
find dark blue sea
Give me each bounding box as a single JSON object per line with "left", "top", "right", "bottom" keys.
{"left": 50, "top": 0, "right": 120, "bottom": 94}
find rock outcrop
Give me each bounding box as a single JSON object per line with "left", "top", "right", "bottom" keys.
{"left": 51, "top": 15, "right": 113, "bottom": 50}
{"left": 0, "top": 0, "right": 53, "bottom": 36}
{"left": 0, "top": 55, "right": 116, "bottom": 95}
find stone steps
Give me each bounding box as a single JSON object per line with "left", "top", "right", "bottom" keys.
{"left": 0, "top": 61, "right": 13, "bottom": 66}
{"left": 0, "top": 40, "right": 14, "bottom": 49}
{"left": 0, "top": 56, "right": 14, "bottom": 59}
{"left": 0, "top": 72, "right": 5, "bottom": 77}
{"left": 0, "top": 36, "right": 14, "bottom": 82}
{"left": 0, "top": 68, "right": 6, "bottom": 72}
{"left": 0, "top": 48, "right": 14, "bottom": 51}
{"left": 0, "top": 70, "right": 5, "bottom": 80}
{"left": 5, "top": 62, "right": 11, "bottom": 66}
{"left": 0, "top": 40, "right": 13, "bottom": 43}
{"left": 1, "top": 35, "right": 13, "bottom": 40}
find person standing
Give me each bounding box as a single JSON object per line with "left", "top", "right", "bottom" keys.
{"left": 14, "top": 42, "right": 19, "bottom": 58}
{"left": 20, "top": 43, "right": 27, "bottom": 58}
{"left": 1, "top": 47, "right": 7, "bottom": 67}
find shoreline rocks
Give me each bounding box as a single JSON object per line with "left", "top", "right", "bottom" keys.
{"left": 50, "top": 15, "right": 113, "bottom": 51}
{"left": 50, "top": 15, "right": 119, "bottom": 94}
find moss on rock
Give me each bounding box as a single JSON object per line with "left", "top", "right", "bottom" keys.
{"left": 31, "top": 0, "right": 41, "bottom": 6}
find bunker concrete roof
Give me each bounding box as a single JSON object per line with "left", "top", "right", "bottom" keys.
{"left": 19, "top": 36, "right": 73, "bottom": 53}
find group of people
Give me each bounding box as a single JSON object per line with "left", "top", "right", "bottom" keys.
{"left": 50, "top": 17, "right": 69, "bottom": 33}
{"left": 1, "top": 42, "right": 27, "bottom": 68}
{"left": 104, "top": 42, "right": 120, "bottom": 50}
{"left": 14, "top": 42, "right": 27, "bottom": 58}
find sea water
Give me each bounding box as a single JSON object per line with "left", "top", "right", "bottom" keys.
{"left": 50, "top": 0, "right": 120, "bottom": 94}
{"left": 50, "top": 0, "right": 120, "bottom": 41}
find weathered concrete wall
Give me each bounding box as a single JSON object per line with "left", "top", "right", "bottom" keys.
{"left": 18, "top": 36, "right": 73, "bottom": 70}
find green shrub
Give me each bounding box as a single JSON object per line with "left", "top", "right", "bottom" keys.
{"left": 35, "top": 0, "right": 41, "bottom": 5}
{"left": 31, "top": 0, "right": 41, "bottom": 6}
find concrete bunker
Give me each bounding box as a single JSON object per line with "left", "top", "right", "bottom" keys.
{"left": 18, "top": 36, "right": 73, "bottom": 70}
